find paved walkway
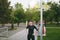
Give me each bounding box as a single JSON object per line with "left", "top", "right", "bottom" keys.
{"left": 8, "top": 27, "right": 26, "bottom": 37}
{"left": 9, "top": 29, "right": 37, "bottom": 40}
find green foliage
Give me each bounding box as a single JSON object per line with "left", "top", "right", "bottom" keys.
{"left": 14, "top": 3, "right": 25, "bottom": 23}
{"left": 0, "top": 0, "right": 60, "bottom": 25}
{"left": 25, "top": 7, "right": 40, "bottom": 21}
{"left": 0, "top": 0, "right": 11, "bottom": 24}
{"left": 43, "top": 2, "right": 60, "bottom": 25}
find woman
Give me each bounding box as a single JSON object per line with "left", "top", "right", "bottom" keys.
{"left": 26, "top": 21, "right": 38, "bottom": 40}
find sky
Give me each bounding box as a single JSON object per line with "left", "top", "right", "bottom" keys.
{"left": 8, "top": 0, "right": 39, "bottom": 8}
{"left": 8, "top": 0, "right": 59, "bottom": 9}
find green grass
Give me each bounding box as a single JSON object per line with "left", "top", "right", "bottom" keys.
{"left": 37, "top": 28, "right": 60, "bottom": 40}
{"left": 46, "top": 24, "right": 60, "bottom": 27}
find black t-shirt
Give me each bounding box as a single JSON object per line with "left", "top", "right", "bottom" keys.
{"left": 26, "top": 25, "right": 38, "bottom": 35}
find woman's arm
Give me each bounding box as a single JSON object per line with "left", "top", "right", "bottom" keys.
{"left": 34, "top": 26, "right": 38, "bottom": 31}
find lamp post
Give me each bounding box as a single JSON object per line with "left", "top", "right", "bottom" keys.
{"left": 40, "top": 0, "right": 43, "bottom": 40}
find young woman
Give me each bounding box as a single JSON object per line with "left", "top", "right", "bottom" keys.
{"left": 26, "top": 21, "right": 38, "bottom": 40}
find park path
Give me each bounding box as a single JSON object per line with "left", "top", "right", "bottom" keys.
{"left": 9, "top": 29, "right": 37, "bottom": 40}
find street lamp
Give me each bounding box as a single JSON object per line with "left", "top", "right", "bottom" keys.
{"left": 40, "top": 0, "right": 43, "bottom": 40}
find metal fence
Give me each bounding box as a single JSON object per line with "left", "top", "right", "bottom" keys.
{"left": 0, "top": 27, "right": 8, "bottom": 40}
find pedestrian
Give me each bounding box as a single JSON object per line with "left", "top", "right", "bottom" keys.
{"left": 38, "top": 20, "right": 46, "bottom": 36}
{"left": 26, "top": 21, "right": 38, "bottom": 40}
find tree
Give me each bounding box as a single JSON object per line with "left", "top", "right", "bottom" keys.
{"left": 31, "top": 8, "right": 40, "bottom": 21}
{"left": 10, "top": 7, "right": 15, "bottom": 29}
{"left": 25, "top": 6, "right": 40, "bottom": 23}
{"left": 48, "top": 2, "right": 60, "bottom": 25}
{"left": 44, "top": 2, "right": 60, "bottom": 25}
{"left": 14, "top": 3, "right": 25, "bottom": 27}
{"left": 0, "top": 0, "right": 11, "bottom": 26}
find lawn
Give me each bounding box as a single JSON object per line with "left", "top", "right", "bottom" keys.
{"left": 46, "top": 24, "right": 60, "bottom": 27}
{"left": 37, "top": 28, "right": 60, "bottom": 40}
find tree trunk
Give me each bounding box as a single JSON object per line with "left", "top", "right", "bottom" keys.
{"left": 2, "top": 24, "right": 5, "bottom": 27}
{"left": 11, "top": 23, "right": 14, "bottom": 29}
{"left": 17, "top": 23, "right": 19, "bottom": 27}
{"left": 56, "top": 21, "right": 60, "bottom": 26}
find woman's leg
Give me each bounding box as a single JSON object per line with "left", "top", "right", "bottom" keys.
{"left": 27, "top": 35, "right": 30, "bottom": 40}
{"left": 32, "top": 35, "right": 35, "bottom": 40}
